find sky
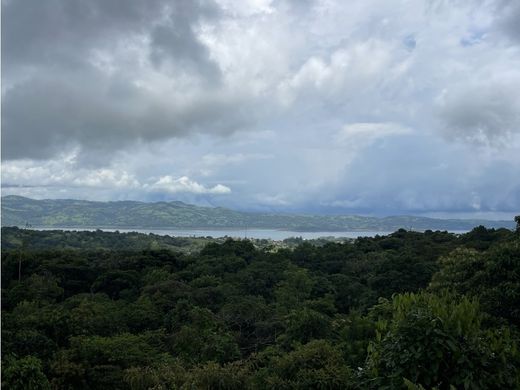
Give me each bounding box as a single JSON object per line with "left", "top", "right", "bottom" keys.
{"left": 2, "top": 0, "right": 520, "bottom": 219}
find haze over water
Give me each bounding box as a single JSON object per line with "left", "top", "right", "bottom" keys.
{"left": 35, "top": 227, "right": 471, "bottom": 240}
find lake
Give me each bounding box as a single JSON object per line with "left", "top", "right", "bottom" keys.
{"left": 35, "top": 227, "right": 469, "bottom": 240}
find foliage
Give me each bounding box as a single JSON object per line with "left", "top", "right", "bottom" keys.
{"left": 2, "top": 355, "right": 51, "bottom": 390}
{"left": 430, "top": 241, "right": 520, "bottom": 326}
{"left": 1, "top": 224, "right": 518, "bottom": 389}
{"left": 252, "top": 340, "right": 354, "bottom": 389}
{"left": 364, "top": 291, "right": 520, "bottom": 389}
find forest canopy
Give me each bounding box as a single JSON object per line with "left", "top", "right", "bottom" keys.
{"left": 1, "top": 223, "right": 519, "bottom": 389}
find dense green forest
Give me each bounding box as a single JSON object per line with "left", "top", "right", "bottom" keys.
{"left": 2, "top": 195, "right": 515, "bottom": 231}
{"left": 2, "top": 221, "right": 520, "bottom": 389}
{"left": 0, "top": 227, "right": 350, "bottom": 254}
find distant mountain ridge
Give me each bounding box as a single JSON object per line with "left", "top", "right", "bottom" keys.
{"left": 1, "top": 195, "right": 515, "bottom": 232}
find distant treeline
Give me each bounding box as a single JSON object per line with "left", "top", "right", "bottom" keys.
{"left": 2, "top": 222, "right": 520, "bottom": 389}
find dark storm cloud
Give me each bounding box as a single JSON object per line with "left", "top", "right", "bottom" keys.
{"left": 3, "top": 0, "right": 154, "bottom": 68}
{"left": 1, "top": 0, "right": 226, "bottom": 160}
{"left": 2, "top": 70, "right": 249, "bottom": 160}
{"left": 149, "top": 2, "right": 221, "bottom": 80}
{"left": 276, "top": 0, "right": 316, "bottom": 11}
{"left": 2, "top": 0, "right": 219, "bottom": 73}
{"left": 494, "top": 1, "right": 520, "bottom": 43}
{"left": 437, "top": 81, "right": 520, "bottom": 145}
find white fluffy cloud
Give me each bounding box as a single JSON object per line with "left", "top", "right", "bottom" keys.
{"left": 148, "top": 176, "right": 231, "bottom": 194}
{"left": 278, "top": 40, "right": 395, "bottom": 106}
{"left": 2, "top": 152, "right": 140, "bottom": 189}
{"left": 1, "top": 153, "right": 231, "bottom": 198}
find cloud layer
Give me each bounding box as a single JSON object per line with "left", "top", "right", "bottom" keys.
{"left": 2, "top": 0, "right": 520, "bottom": 217}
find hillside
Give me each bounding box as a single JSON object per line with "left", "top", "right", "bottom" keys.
{"left": 1, "top": 195, "right": 515, "bottom": 231}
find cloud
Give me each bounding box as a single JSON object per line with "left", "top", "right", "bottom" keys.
{"left": 1, "top": 153, "right": 230, "bottom": 198}
{"left": 2, "top": 0, "right": 219, "bottom": 77}
{"left": 73, "top": 170, "right": 141, "bottom": 189}
{"left": 255, "top": 193, "right": 291, "bottom": 206}
{"left": 331, "top": 122, "right": 412, "bottom": 167}
{"left": 436, "top": 78, "right": 520, "bottom": 145}
{"left": 1, "top": 0, "right": 250, "bottom": 161}
{"left": 492, "top": 1, "right": 520, "bottom": 43}
{"left": 148, "top": 1, "right": 222, "bottom": 80}
{"left": 149, "top": 176, "right": 231, "bottom": 194}
{"left": 317, "top": 134, "right": 520, "bottom": 214}
{"left": 202, "top": 153, "right": 272, "bottom": 166}
{"left": 199, "top": 153, "right": 273, "bottom": 176}
{"left": 277, "top": 40, "right": 394, "bottom": 105}
{"left": 1, "top": 153, "right": 140, "bottom": 189}
{"left": 2, "top": 0, "right": 520, "bottom": 216}
{"left": 337, "top": 122, "right": 411, "bottom": 143}
{"left": 216, "top": 0, "right": 275, "bottom": 17}
{"left": 2, "top": 71, "right": 252, "bottom": 160}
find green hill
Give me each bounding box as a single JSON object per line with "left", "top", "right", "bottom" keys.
{"left": 1, "top": 195, "right": 515, "bottom": 231}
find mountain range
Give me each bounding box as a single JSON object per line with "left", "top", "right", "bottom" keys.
{"left": 1, "top": 195, "right": 515, "bottom": 232}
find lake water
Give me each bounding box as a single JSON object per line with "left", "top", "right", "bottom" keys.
{"left": 35, "top": 227, "right": 469, "bottom": 240}
{"left": 127, "top": 229, "right": 395, "bottom": 240}
{"left": 36, "top": 227, "right": 398, "bottom": 240}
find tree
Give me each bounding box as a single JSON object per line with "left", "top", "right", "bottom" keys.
{"left": 364, "top": 291, "right": 520, "bottom": 389}
{"left": 430, "top": 242, "right": 520, "bottom": 326}
{"left": 2, "top": 356, "right": 51, "bottom": 390}
{"left": 282, "top": 307, "right": 332, "bottom": 345}
{"left": 219, "top": 295, "right": 276, "bottom": 354}
{"left": 52, "top": 333, "right": 170, "bottom": 389}
{"left": 90, "top": 270, "right": 140, "bottom": 300}
{"left": 274, "top": 266, "right": 314, "bottom": 310}
{"left": 68, "top": 294, "right": 128, "bottom": 336}
{"left": 253, "top": 340, "right": 353, "bottom": 389}
{"left": 4, "top": 274, "right": 64, "bottom": 308}
{"left": 165, "top": 304, "right": 240, "bottom": 364}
